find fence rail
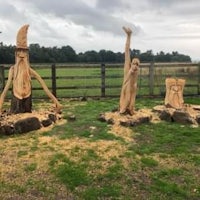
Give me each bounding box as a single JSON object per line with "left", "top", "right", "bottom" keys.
{"left": 0, "top": 62, "right": 200, "bottom": 99}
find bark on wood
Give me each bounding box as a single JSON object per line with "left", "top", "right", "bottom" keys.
{"left": 10, "top": 94, "right": 32, "bottom": 114}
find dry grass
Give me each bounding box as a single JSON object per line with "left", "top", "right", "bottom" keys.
{"left": 0, "top": 98, "right": 200, "bottom": 199}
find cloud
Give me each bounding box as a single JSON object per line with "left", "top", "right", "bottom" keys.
{"left": 147, "top": 0, "right": 200, "bottom": 16}
{"left": 22, "top": 0, "right": 141, "bottom": 36}
{"left": 0, "top": 0, "right": 200, "bottom": 60}
{"left": 151, "top": 35, "right": 200, "bottom": 40}
{"left": 0, "top": 2, "right": 17, "bottom": 18}
{"left": 96, "top": 0, "right": 126, "bottom": 11}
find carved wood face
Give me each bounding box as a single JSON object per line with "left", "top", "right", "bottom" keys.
{"left": 16, "top": 49, "right": 29, "bottom": 60}
{"left": 165, "top": 78, "right": 185, "bottom": 109}
{"left": 16, "top": 50, "right": 27, "bottom": 59}
{"left": 131, "top": 58, "right": 140, "bottom": 72}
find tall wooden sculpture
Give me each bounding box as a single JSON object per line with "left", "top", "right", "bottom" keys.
{"left": 119, "top": 27, "right": 140, "bottom": 115}
{"left": 164, "top": 78, "right": 185, "bottom": 109}
{"left": 0, "top": 24, "right": 62, "bottom": 114}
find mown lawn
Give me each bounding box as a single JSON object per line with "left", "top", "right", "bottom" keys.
{"left": 0, "top": 97, "right": 200, "bottom": 200}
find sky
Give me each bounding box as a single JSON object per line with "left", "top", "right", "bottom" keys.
{"left": 0, "top": 0, "right": 200, "bottom": 61}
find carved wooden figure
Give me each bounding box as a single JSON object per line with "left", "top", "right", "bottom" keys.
{"left": 0, "top": 25, "right": 62, "bottom": 114}
{"left": 164, "top": 78, "right": 185, "bottom": 109}
{"left": 119, "top": 27, "right": 140, "bottom": 115}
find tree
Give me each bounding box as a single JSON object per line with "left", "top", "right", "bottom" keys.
{"left": 0, "top": 44, "right": 15, "bottom": 64}
{"left": 29, "top": 43, "right": 42, "bottom": 63}
{"left": 82, "top": 50, "right": 100, "bottom": 63}
{"left": 99, "top": 49, "right": 107, "bottom": 62}
{"left": 0, "top": 43, "right": 192, "bottom": 64}
{"left": 60, "top": 46, "right": 77, "bottom": 62}
{"left": 155, "top": 51, "right": 170, "bottom": 62}
{"left": 139, "top": 50, "right": 154, "bottom": 62}
{"left": 131, "top": 49, "right": 140, "bottom": 59}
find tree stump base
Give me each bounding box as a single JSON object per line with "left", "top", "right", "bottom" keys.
{"left": 0, "top": 109, "right": 63, "bottom": 135}
{"left": 99, "top": 109, "right": 155, "bottom": 127}
{"left": 100, "top": 104, "right": 200, "bottom": 128}
{"left": 153, "top": 104, "right": 200, "bottom": 126}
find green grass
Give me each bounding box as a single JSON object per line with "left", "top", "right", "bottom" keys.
{"left": 81, "top": 184, "right": 122, "bottom": 200}
{"left": 24, "top": 163, "right": 37, "bottom": 172}
{"left": 132, "top": 122, "right": 200, "bottom": 155}
{"left": 49, "top": 153, "right": 91, "bottom": 190}
{"left": 3, "top": 63, "right": 200, "bottom": 98}
{"left": 151, "top": 178, "right": 188, "bottom": 199}
{"left": 141, "top": 157, "right": 159, "bottom": 167}
{"left": 0, "top": 182, "right": 26, "bottom": 194}
{"left": 0, "top": 97, "right": 200, "bottom": 199}
{"left": 17, "top": 150, "right": 28, "bottom": 157}
{"left": 43, "top": 99, "right": 123, "bottom": 141}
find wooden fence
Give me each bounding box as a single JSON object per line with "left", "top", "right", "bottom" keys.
{"left": 0, "top": 62, "right": 200, "bottom": 99}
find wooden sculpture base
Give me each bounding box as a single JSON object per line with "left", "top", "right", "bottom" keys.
{"left": 0, "top": 109, "right": 64, "bottom": 135}
{"left": 99, "top": 109, "right": 159, "bottom": 127}
{"left": 99, "top": 104, "right": 200, "bottom": 128}
{"left": 153, "top": 104, "right": 200, "bottom": 126}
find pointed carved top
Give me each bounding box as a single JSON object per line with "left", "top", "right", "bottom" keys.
{"left": 16, "top": 24, "right": 29, "bottom": 49}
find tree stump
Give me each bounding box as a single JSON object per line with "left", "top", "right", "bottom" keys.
{"left": 10, "top": 95, "right": 32, "bottom": 114}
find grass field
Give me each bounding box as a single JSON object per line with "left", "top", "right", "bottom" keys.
{"left": 1, "top": 63, "right": 200, "bottom": 98}
{"left": 0, "top": 97, "right": 200, "bottom": 199}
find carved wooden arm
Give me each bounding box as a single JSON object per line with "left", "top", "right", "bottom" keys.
{"left": 0, "top": 67, "right": 14, "bottom": 112}
{"left": 30, "top": 68, "right": 62, "bottom": 113}
{"left": 123, "top": 26, "right": 132, "bottom": 77}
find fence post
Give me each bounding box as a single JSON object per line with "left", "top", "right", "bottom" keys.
{"left": 149, "top": 62, "right": 154, "bottom": 95}
{"left": 101, "top": 63, "right": 106, "bottom": 97}
{"left": 0, "top": 65, "right": 5, "bottom": 92}
{"left": 51, "top": 64, "right": 57, "bottom": 97}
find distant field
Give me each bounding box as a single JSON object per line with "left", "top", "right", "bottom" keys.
{"left": 1, "top": 62, "right": 200, "bottom": 98}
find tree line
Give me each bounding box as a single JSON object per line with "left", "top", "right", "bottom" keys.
{"left": 0, "top": 43, "right": 191, "bottom": 64}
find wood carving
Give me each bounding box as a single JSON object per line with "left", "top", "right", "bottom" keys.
{"left": 0, "top": 24, "right": 62, "bottom": 114}
{"left": 164, "top": 78, "right": 185, "bottom": 109}
{"left": 119, "top": 27, "right": 140, "bottom": 115}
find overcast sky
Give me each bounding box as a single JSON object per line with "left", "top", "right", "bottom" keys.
{"left": 0, "top": 0, "right": 200, "bottom": 61}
